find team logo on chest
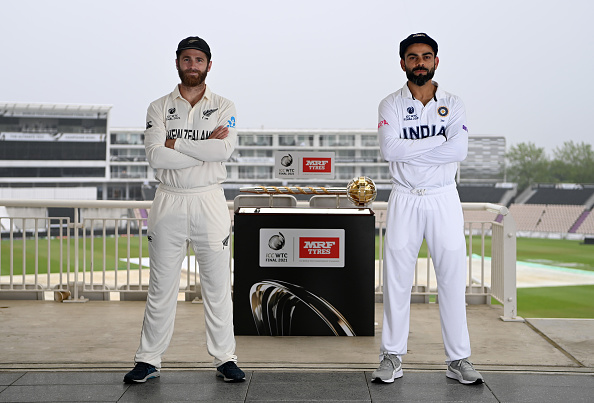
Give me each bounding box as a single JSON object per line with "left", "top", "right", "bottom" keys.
{"left": 404, "top": 106, "right": 418, "bottom": 121}
{"left": 438, "top": 106, "right": 449, "bottom": 117}
{"left": 166, "top": 107, "right": 180, "bottom": 121}
{"left": 202, "top": 108, "right": 218, "bottom": 119}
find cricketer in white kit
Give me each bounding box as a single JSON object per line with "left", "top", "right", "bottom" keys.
{"left": 373, "top": 33, "right": 484, "bottom": 385}
{"left": 125, "top": 36, "right": 245, "bottom": 384}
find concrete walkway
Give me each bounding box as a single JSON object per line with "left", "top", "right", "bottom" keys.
{"left": 0, "top": 300, "right": 593, "bottom": 401}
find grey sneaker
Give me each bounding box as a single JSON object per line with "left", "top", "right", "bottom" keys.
{"left": 446, "top": 358, "right": 484, "bottom": 384}
{"left": 372, "top": 353, "right": 403, "bottom": 383}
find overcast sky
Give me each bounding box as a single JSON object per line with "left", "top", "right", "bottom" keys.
{"left": 1, "top": 0, "right": 592, "bottom": 153}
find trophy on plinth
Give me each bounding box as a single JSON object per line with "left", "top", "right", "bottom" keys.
{"left": 240, "top": 176, "right": 377, "bottom": 208}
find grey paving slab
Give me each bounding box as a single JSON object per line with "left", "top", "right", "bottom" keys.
{"left": 0, "top": 372, "right": 24, "bottom": 385}
{"left": 482, "top": 373, "right": 594, "bottom": 403}
{"left": 154, "top": 370, "right": 248, "bottom": 384}
{"left": 118, "top": 374, "right": 250, "bottom": 402}
{"left": 13, "top": 371, "right": 125, "bottom": 385}
{"left": 0, "top": 384, "right": 127, "bottom": 402}
{"left": 526, "top": 318, "right": 594, "bottom": 366}
{"left": 485, "top": 372, "right": 594, "bottom": 388}
{"left": 365, "top": 372, "right": 496, "bottom": 402}
{"left": 246, "top": 372, "right": 371, "bottom": 401}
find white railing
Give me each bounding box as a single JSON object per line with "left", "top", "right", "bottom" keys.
{"left": 0, "top": 199, "right": 518, "bottom": 320}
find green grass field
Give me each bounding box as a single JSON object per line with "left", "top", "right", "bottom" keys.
{"left": 2, "top": 235, "right": 593, "bottom": 318}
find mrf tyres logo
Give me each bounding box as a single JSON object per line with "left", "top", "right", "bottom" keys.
{"left": 299, "top": 237, "right": 340, "bottom": 259}
{"left": 266, "top": 232, "right": 288, "bottom": 263}
{"left": 302, "top": 157, "right": 331, "bottom": 173}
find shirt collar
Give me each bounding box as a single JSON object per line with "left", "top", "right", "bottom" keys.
{"left": 172, "top": 84, "right": 212, "bottom": 102}
{"left": 402, "top": 80, "right": 442, "bottom": 102}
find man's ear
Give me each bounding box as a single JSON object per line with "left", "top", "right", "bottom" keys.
{"left": 400, "top": 59, "right": 406, "bottom": 72}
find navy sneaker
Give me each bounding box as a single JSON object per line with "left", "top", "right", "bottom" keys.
{"left": 216, "top": 361, "right": 246, "bottom": 382}
{"left": 123, "top": 362, "right": 160, "bottom": 384}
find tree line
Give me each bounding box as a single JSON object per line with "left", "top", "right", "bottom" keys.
{"left": 505, "top": 141, "right": 594, "bottom": 192}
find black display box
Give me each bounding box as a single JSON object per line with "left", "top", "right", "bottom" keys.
{"left": 233, "top": 208, "right": 375, "bottom": 336}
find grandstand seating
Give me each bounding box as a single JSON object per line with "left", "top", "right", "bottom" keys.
{"left": 533, "top": 205, "right": 584, "bottom": 233}
{"left": 524, "top": 186, "right": 594, "bottom": 205}
{"left": 508, "top": 204, "right": 546, "bottom": 231}
{"left": 509, "top": 204, "right": 591, "bottom": 234}
{"left": 458, "top": 185, "right": 506, "bottom": 203}
{"left": 575, "top": 210, "right": 594, "bottom": 235}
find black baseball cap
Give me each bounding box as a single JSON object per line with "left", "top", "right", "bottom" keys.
{"left": 399, "top": 33, "right": 438, "bottom": 59}
{"left": 176, "top": 36, "right": 211, "bottom": 60}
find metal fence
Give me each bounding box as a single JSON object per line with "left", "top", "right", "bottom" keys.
{"left": 0, "top": 199, "right": 518, "bottom": 320}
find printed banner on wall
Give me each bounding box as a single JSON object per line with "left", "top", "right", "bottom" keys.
{"left": 259, "top": 228, "right": 345, "bottom": 267}
{"left": 0, "top": 132, "right": 106, "bottom": 142}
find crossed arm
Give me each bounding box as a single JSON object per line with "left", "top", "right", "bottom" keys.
{"left": 144, "top": 102, "right": 237, "bottom": 169}
{"left": 378, "top": 100, "right": 468, "bottom": 167}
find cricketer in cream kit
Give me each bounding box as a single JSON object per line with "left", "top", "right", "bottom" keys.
{"left": 144, "top": 85, "right": 237, "bottom": 189}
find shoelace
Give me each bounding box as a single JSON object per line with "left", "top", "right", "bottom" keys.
{"left": 454, "top": 359, "right": 473, "bottom": 370}
{"left": 379, "top": 355, "right": 398, "bottom": 370}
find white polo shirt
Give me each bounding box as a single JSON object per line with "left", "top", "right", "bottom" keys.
{"left": 144, "top": 85, "right": 237, "bottom": 189}
{"left": 377, "top": 81, "right": 468, "bottom": 190}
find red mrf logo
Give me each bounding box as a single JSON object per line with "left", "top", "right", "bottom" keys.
{"left": 299, "top": 237, "right": 340, "bottom": 258}
{"left": 302, "top": 158, "right": 331, "bottom": 173}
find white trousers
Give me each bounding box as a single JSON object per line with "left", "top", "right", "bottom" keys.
{"left": 381, "top": 183, "right": 471, "bottom": 363}
{"left": 135, "top": 184, "right": 236, "bottom": 368}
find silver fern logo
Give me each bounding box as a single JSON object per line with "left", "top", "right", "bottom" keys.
{"left": 202, "top": 108, "right": 218, "bottom": 119}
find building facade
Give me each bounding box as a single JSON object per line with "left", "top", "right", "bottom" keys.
{"left": 0, "top": 102, "right": 505, "bottom": 201}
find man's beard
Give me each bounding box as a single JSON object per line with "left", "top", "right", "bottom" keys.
{"left": 406, "top": 66, "right": 435, "bottom": 86}
{"left": 178, "top": 68, "right": 208, "bottom": 87}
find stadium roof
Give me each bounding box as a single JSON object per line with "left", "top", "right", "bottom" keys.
{"left": 0, "top": 102, "right": 112, "bottom": 118}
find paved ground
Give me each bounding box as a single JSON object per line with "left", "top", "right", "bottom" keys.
{"left": 0, "top": 300, "right": 593, "bottom": 402}
{"left": 1, "top": 370, "right": 593, "bottom": 402}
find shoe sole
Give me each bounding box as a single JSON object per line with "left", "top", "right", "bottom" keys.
{"left": 216, "top": 371, "right": 245, "bottom": 383}
{"left": 123, "top": 372, "right": 160, "bottom": 384}
{"left": 446, "top": 369, "right": 483, "bottom": 385}
{"left": 372, "top": 368, "right": 403, "bottom": 383}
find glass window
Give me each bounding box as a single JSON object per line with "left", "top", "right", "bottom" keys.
{"left": 279, "top": 135, "right": 296, "bottom": 146}
{"left": 361, "top": 135, "right": 378, "bottom": 147}
{"left": 336, "top": 150, "right": 355, "bottom": 162}
{"left": 336, "top": 166, "right": 355, "bottom": 179}
{"left": 0, "top": 142, "right": 106, "bottom": 160}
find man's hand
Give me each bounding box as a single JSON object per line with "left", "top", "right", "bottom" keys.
{"left": 209, "top": 126, "right": 229, "bottom": 139}
{"left": 165, "top": 138, "right": 176, "bottom": 149}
